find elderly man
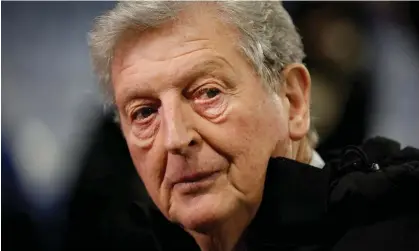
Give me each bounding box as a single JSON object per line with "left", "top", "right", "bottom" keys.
{"left": 66, "top": 2, "right": 419, "bottom": 251}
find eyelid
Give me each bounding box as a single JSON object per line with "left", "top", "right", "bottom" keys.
{"left": 130, "top": 107, "right": 158, "bottom": 126}
{"left": 125, "top": 98, "right": 160, "bottom": 112}
{"left": 187, "top": 79, "right": 224, "bottom": 97}
{"left": 195, "top": 87, "right": 220, "bottom": 98}
{"left": 127, "top": 102, "right": 159, "bottom": 121}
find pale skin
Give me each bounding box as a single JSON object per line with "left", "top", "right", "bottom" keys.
{"left": 111, "top": 5, "right": 312, "bottom": 251}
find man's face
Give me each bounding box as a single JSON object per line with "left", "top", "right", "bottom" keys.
{"left": 112, "top": 6, "right": 291, "bottom": 231}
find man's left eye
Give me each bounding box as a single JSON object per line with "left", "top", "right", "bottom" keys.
{"left": 196, "top": 88, "right": 221, "bottom": 100}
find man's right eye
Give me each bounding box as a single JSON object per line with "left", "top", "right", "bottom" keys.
{"left": 133, "top": 106, "right": 157, "bottom": 121}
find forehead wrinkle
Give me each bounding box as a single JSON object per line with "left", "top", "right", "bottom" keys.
{"left": 115, "top": 38, "right": 214, "bottom": 88}
{"left": 115, "top": 48, "right": 212, "bottom": 103}
{"left": 117, "top": 41, "right": 210, "bottom": 75}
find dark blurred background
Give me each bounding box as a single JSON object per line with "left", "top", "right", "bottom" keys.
{"left": 2, "top": 2, "right": 419, "bottom": 251}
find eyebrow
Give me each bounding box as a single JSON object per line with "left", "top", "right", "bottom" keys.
{"left": 119, "top": 57, "right": 233, "bottom": 107}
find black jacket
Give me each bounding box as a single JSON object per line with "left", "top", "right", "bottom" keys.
{"left": 65, "top": 119, "right": 419, "bottom": 251}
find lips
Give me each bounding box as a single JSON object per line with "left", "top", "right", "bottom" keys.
{"left": 171, "top": 170, "right": 221, "bottom": 193}
{"left": 176, "top": 170, "right": 219, "bottom": 183}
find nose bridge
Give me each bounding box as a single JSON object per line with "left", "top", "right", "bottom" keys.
{"left": 162, "top": 93, "right": 191, "bottom": 152}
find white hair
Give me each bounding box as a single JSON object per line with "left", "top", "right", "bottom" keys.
{"left": 89, "top": 1, "right": 318, "bottom": 146}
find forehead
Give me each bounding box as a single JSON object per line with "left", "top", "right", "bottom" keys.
{"left": 111, "top": 4, "right": 246, "bottom": 97}
{"left": 112, "top": 3, "right": 239, "bottom": 66}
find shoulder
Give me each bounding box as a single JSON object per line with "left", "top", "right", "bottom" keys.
{"left": 326, "top": 137, "right": 419, "bottom": 251}
{"left": 327, "top": 137, "right": 419, "bottom": 212}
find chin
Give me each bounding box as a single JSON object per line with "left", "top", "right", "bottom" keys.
{"left": 171, "top": 191, "right": 234, "bottom": 233}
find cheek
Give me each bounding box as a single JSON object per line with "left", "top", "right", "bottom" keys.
{"left": 126, "top": 142, "right": 153, "bottom": 185}
{"left": 131, "top": 118, "right": 161, "bottom": 148}
{"left": 228, "top": 101, "right": 287, "bottom": 195}
{"left": 125, "top": 131, "right": 167, "bottom": 206}
{"left": 120, "top": 117, "right": 164, "bottom": 186}
{"left": 230, "top": 99, "right": 286, "bottom": 157}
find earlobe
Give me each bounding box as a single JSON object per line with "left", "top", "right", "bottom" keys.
{"left": 282, "top": 63, "right": 311, "bottom": 141}
{"left": 289, "top": 114, "right": 310, "bottom": 141}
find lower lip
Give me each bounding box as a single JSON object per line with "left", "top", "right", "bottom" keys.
{"left": 173, "top": 171, "right": 221, "bottom": 194}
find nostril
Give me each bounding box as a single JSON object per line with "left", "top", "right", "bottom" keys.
{"left": 189, "top": 140, "right": 197, "bottom": 147}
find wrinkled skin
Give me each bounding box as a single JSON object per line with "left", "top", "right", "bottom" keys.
{"left": 111, "top": 4, "right": 311, "bottom": 251}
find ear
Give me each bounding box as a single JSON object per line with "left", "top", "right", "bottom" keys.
{"left": 282, "top": 63, "right": 311, "bottom": 141}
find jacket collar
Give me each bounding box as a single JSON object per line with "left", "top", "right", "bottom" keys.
{"left": 245, "top": 157, "right": 331, "bottom": 250}
{"left": 131, "top": 157, "right": 332, "bottom": 250}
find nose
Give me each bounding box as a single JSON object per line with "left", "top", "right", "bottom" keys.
{"left": 162, "top": 96, "right": 199, "bottom": 155}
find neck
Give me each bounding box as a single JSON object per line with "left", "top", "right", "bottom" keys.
{"left": 272, "top": 136, "right": 313, "bottom": 164}
{"left": 294, "top": 137, "right": 313, "bottom": 164}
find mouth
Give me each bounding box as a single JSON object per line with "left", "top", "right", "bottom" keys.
{"left": 173, "top": 170, "right": 221, "bottom": 194}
